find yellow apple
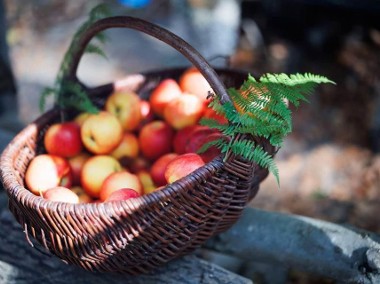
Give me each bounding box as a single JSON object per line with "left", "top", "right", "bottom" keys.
{"left": 136, "top": 170, "right": 156, "bottom": 194}
{"left": 163, "top": 93, "right": 204, "bottom": 130}
{"left": 43, "top": 186, "right": 79, "bottom": 203}
{"left": 74, "top": 112, "right": 91, "bottom": 127}
{"left": 179, "top": 67, "right": 213, "bottom": 105}
{"left": 81, "top": 111, "right": 123, "bottom": 154}
{"left": 25, "top": 154, "right": 73, "bottom": 196}
{"left": 81, "top": 155, "right": 122, "bottom": 198}
{"left": 110, "top": 132, "right": 139, "bottom": 162}
{"left": 71, "top": 186, "right": 93, "bottom": 203}
{"left": 105, "top": 90, "right": 142, "bottom": 131}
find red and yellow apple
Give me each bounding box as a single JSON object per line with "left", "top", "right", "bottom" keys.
{"left": 43, "top": 186, "right": 79, "bottom": 203}
{"left": 149, "top": 79, "right": 182, "bottom": 117}
{"left": 110, "top": 132, "right": 139, "bottom": 163}
{"left": 138, "top": 120, "right": 175, "bottom": 161}
{"left": 105, "top": 188, "right": 141, "bottom": 202}
{"left": 105, "top": 90, "right": 142, "bottom": 131}
{"left": 44, "top": 122, "right": 83, "bottom": 158}
{"left": 99, "top": 171, "right": 142, "bottom": 201}
{"left": 150, "top": 153, "right": 178, "bottom": 186}
{"left": 81, "top": 155, "right": 122, "bottom": 198}
{"left": 68, "top": 152, "right": 91, "bottom": 186}
{"left": 163, "top": 93, "right": 204, "bottom": 130}
{"left": 179, "top": 67, "right": 212, "bottom": 105}
{"left": 25, "top": 154, "right": 73, "bottom": 196}
{"left": 81, "top": 111, "right": 123, "bottom": 154}
{"left": 164, "top": 153, "right": 205, "bottom": 184}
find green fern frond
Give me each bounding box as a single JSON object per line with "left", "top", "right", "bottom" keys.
{"left": 95, "top": 32, "right": 108, "bottom": 44}
{"left": 260, "top": 72, "right": 334, "bottom": 86}
{"left": 197, "top": 137, "right": 226, "bottom": 154}
{"left": 229, "top": 139, "right": 280, "bottom": 185}
{"left": 199, "top": 117, "right": 229, "bottom": 131}
{"left": 59, "top": 83, "right": 99, "bottom": 114}
{"left": 39, "top": 4, "right": 112, "bottom": 113}
{"left": 39, "top": 87, "right": 55, "bottom": 112}
{"left": 201, "top": 72, "right": 334, "bottom": 186}
{"left": 89, "top": 3, "right": 111, "bottom": 21}
{"left": 85, "top": 43, "right": 108, "bottom": 59}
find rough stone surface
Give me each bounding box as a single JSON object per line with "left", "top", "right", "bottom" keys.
{"left": 206, "top": 207, "right": 380, "bottom": 283}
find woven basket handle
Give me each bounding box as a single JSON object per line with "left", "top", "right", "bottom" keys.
{"left": 62, "top": 16, "right": 232, "bottom": 104}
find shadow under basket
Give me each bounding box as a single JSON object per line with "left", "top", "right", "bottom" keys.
{"left": 0, "top": 16, "right": 274, "bottom": 274}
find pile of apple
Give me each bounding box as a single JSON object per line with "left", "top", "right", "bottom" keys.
{"left": 25, "top": 67, "right": 227, "bottom": 204}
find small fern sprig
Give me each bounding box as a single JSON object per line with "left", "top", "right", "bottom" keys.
{"left": 200, "top": 73, "right": 334, "bottom": 185}
{"left": 39, "top": 4, "right": 111, "bottom": 114}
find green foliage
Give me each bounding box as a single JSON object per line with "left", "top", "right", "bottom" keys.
{"left": 200, "top": 73, "right": 334, "bottom": 186}
{"left": 39, "top": 4, "right": 111, "bottom": 113}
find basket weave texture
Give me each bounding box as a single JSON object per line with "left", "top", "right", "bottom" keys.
{"left": 0, "top": 17, "right": 274, "bottom": 274}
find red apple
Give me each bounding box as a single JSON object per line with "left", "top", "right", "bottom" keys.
{"left": 183, "top": 126, "right": 218, "bottom": 154}
{"left": 128, "top": 156, "right": 151, "bottom": 173}
{"left": 150, "top": 153, "right": 178, "bottom": 186}
{"left": 105, "top": 90, "right": 142, "bottom": 131}
{"left": 105, "top": 188, "right": 141, "bottom": 202}
{"left": 99, "top": 171, "right": 143, "bottom": 201}
{"left": 163, "top": 93, "right": 204, "bottom": 130}
{"left": 138, "top": 120, "right": 175, "bottom": 161}
{"left": 81, "top": 111, "right": 123, "bottom": 154}
{"left": 184, "top": 127, "right": 224, "bottom": 162}
{"left": 196, "top": 132, "right": 224, "bottom": 163}
{"left": 173, "top": 125, "right": 205, "bottom": 154}
{"left": 164, "top": 153, "right": 205, "bottom": 184}
{"left": 179, "top": 67, "right": 213, "bottom": 105}
{"left": 81, "top": 155, "right": 122, "bottom": 198}
{"left": 44, "top": 122, "right": 83, "bottom": 158}
{"left": 68, "top": 152, "right": 91, "bottom": 186}
{"left": 202, "top": 106, "right": 228, "bottom": 125}
{"left": 25, "top": 154, "right": 73, "bottom": 196}
{"left": 140, "top": 100, "right": 155, "bottom": 123}
{"left": 43, "top": 186, "right": 79, "bottom": 203}
{"left": 149, "top": 79, "right": 182, "bottom": 117}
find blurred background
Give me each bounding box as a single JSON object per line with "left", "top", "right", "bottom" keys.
{"left": 0, "top": 0, "right": 380, "bottom": 282}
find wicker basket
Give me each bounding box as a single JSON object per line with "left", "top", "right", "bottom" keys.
{"left": 0, "top": 16, "right": 275, "bottom": 274}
